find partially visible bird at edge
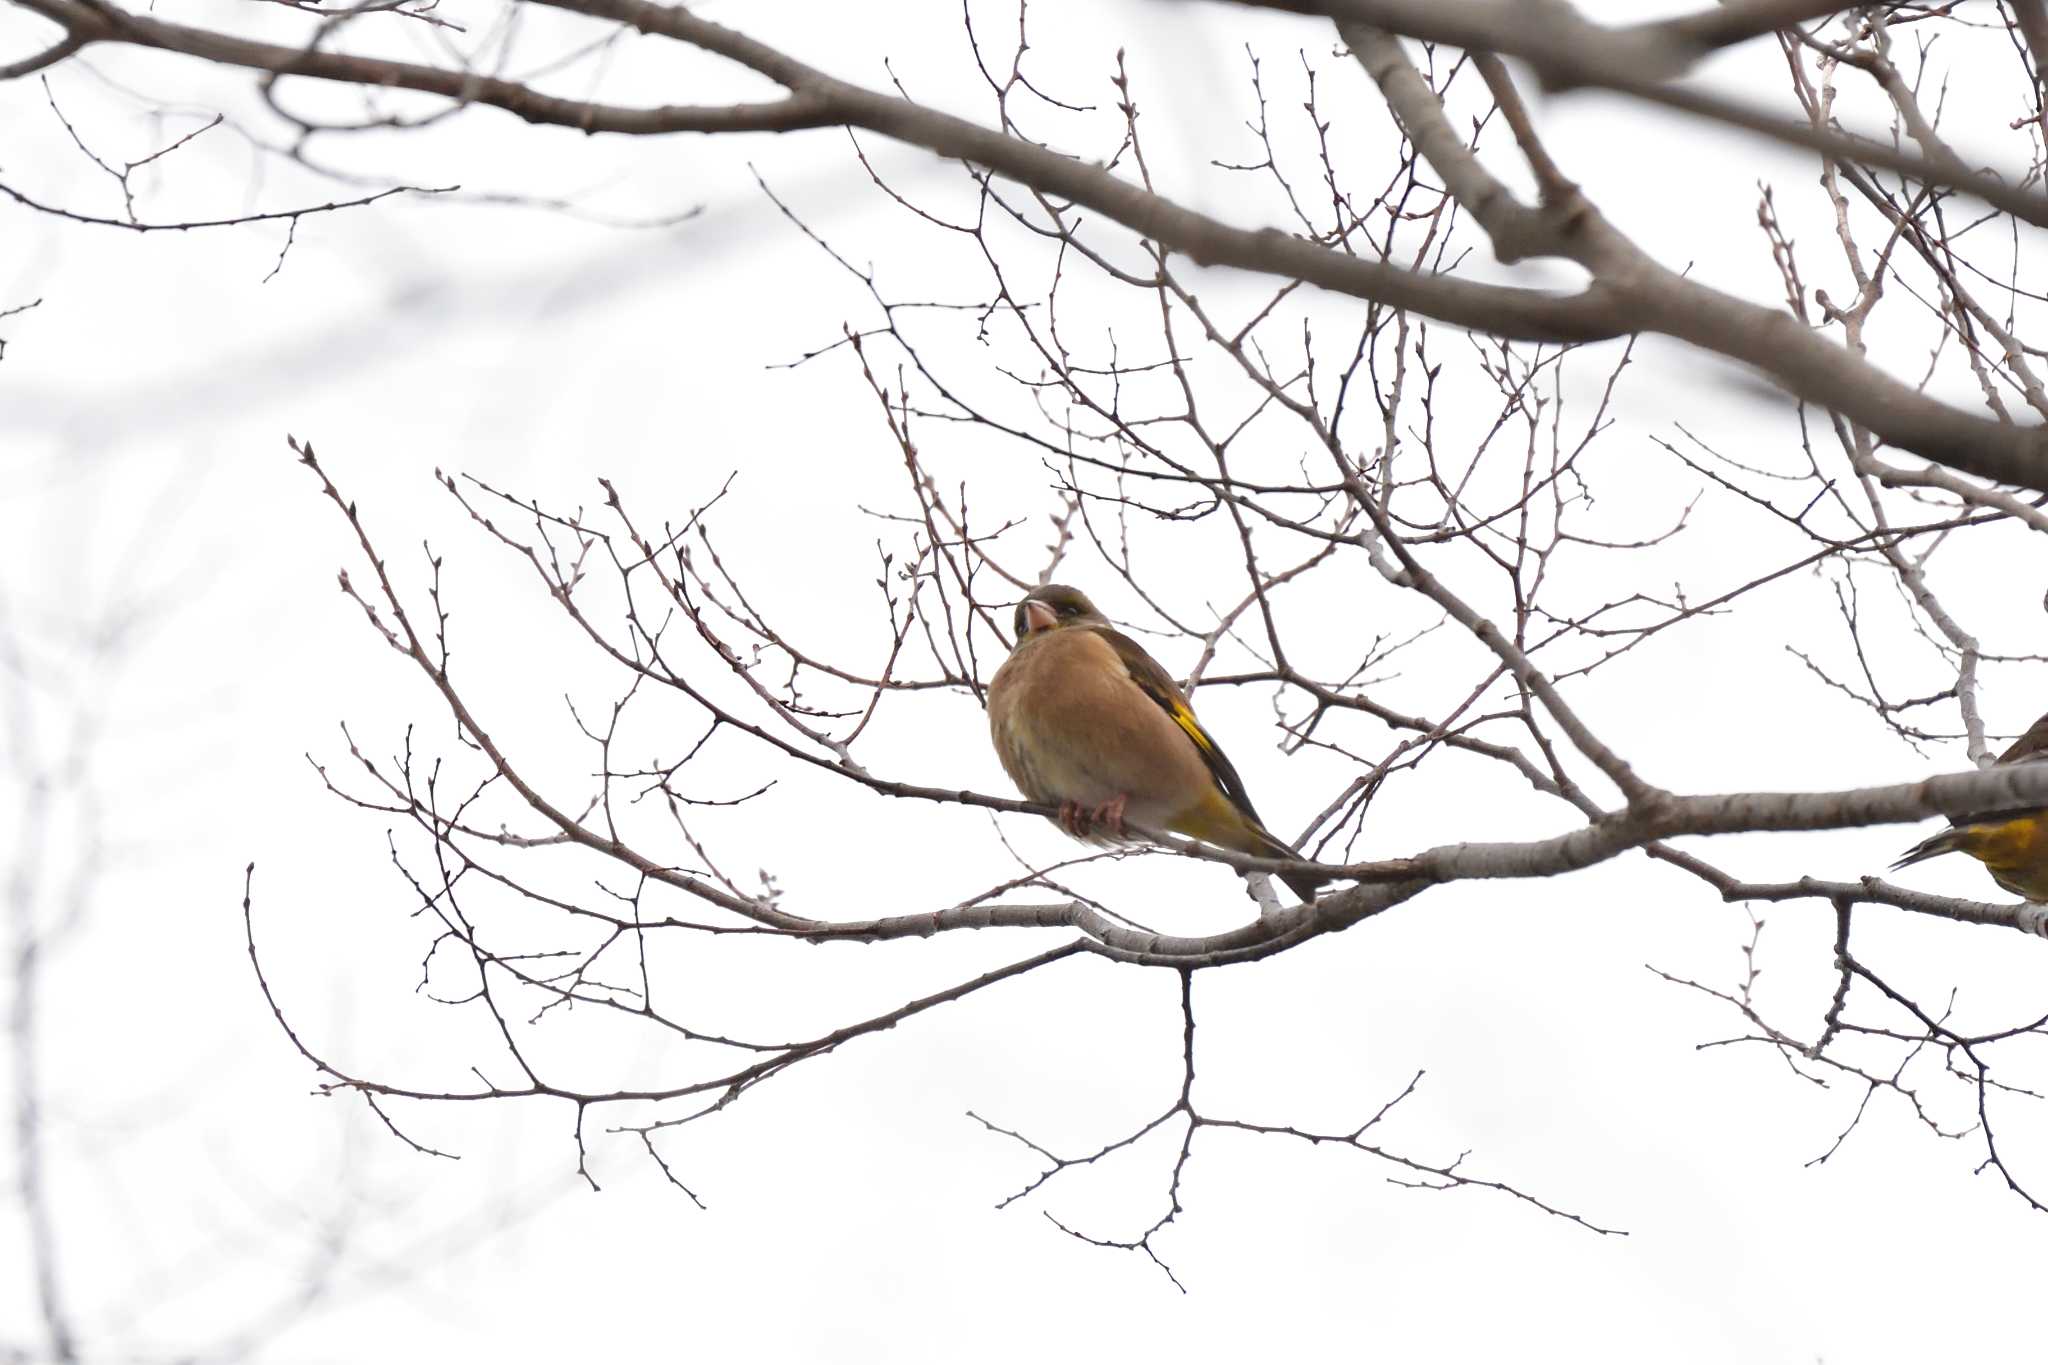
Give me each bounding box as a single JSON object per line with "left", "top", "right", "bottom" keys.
{"left": 1892, "top": 710, "right": 2048, "bottom": 902}
{"left": 986, "top": 584, "right": 1330, "bottom": 903}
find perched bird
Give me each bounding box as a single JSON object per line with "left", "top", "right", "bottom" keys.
{"left": 986, "top": 583, "right": 1327, "bottom": 902}
{"left": 1892, "top": 711, "right": 2048, "bottom": 901}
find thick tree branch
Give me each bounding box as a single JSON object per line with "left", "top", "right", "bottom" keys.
{"left": 7, "top": 0, "right": 836, "bottom": 134}
{"left": 1352, "top": 32, "right": 2048, "bottom": 501}
{"left": 9, "top": 0, "right": 2048, "bottom": 488}
{"left": 1232, "top": 0, "right": 1858, "bottom": 85}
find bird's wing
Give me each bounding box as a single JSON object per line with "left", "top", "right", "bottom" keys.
{"left": 1091, "top": 625, "right": 1266, "bottom": 825}
{"left": 1999, "top": 711, "right": 2048, "bottom": 764}
{"left": 1946, "top": 805, "right": 2048, "bottom": 829}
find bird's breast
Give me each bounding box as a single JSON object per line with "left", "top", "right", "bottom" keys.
{"left": 986, "top": 628, "right": 1213, "bottom": 821}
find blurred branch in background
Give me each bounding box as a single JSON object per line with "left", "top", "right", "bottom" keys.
{"left": 4, "top": 599, "right": 88, "bottom": 1365}
{"left": 0, "top": 418, "right": 562, "bottom": 1364}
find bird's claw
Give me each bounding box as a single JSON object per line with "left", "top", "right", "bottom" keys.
{"left": 1093, "top": 794, "right": 1128, "bottom": 838}
{"left": 1056, "top": 800, "right": 1088, "bottom": 837}
{"left": 1056, "top": 795, "right": 1129, "bottom": 839}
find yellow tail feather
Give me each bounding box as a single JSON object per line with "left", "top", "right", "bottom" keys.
{"left": 1169, "top": 789, "right": 1327, "bottom": 902}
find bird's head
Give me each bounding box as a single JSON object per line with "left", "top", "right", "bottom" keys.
{"left": 1012, "top": 584, "right": 1104, "bottom": 640}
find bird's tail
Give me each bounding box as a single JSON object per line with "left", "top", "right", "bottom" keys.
{"left": 1174, "top": 790, "right": 1332, "bottom": 902}
{"left": 1247, "top": 824, "right": 1330, "bottom": 904}
{"left": 1892, "top": 827, "right": 1967, "bottom": 872}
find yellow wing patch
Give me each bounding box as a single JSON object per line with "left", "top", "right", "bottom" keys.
{"left": 1166, "top": 700, "right": 1217, "bottom": 758}
{"left": 1099, "top": 623, "right": 1262, "bottom": 822}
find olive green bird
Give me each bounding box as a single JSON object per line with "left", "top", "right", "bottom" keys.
{"left": 1892, "top": 710, "right": 2048, "bottom": 901}
{"left": 986, "top": 584, "right": 1328, "bottom": 902}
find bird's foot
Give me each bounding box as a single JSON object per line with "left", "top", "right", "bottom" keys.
{"left": 1086, "top": 794, "right": 1129, "bottom": 838}
{"left": 1055, "top": 795, "right": 1129, "bottom": 839}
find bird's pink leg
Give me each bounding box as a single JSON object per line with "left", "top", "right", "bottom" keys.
{"left": 1087, "top": 793, "right": 1129, "bottom": 837}
{"left": 1056, "top": 800, "right": 1088, "bottom": 837}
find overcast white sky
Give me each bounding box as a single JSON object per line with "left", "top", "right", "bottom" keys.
{"left": 5, "top": 1, "right": 2048, "bottom": 1360}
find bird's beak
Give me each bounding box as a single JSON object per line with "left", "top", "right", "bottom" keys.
{"left": 1021, "top": 600, "right": 1059, "bottom": 636}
